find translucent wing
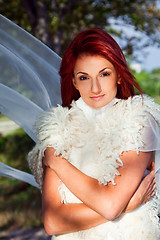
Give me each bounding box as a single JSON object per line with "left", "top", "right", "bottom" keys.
{"left": 0, "top": 15, "right": 62, "bottom": 186}
{"left": 0, "top": 162, "right": 39, "bottom": 188}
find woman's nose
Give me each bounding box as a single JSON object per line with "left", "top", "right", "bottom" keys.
{"left": 91, "top": 78, "right": 101, "bottom": 94}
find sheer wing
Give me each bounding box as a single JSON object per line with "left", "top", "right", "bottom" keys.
{"left": 0, "top": 14, "right": 62, "bottom": 187}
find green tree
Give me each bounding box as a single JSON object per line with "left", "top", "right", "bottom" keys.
{"left": 0, "top": 0, "right": 160, "bottom": 57}
{"left": 135, "top": 68, "right": 160, "bottom": 97}
{"left": 134, "top": 70, "right": 150, "bottom": 85}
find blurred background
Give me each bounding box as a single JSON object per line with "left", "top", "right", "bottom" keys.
{"left": 0, "top": 0, "right": 160, "bottom": 239}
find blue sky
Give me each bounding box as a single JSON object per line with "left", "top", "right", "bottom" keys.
{"left": 141, "top": 46, "right": 160, "bottom": 72}
{"left": 112, "top": 20, "right": 160, "bottom": 72}
{"left": 109, "top": 18, "right": 160, "bottom": 72}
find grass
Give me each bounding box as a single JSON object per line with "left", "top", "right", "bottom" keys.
{"left": 0, "top": 114, "right": 9, "bottom": 122}
{"left": 0, "top": 128, "right": 43, "bottom": 232}
{"left": 0, "top": 180, "right": 42, "bottom": 231}
{"left": 155, "top": 96, "right": 160, "bottom": 105}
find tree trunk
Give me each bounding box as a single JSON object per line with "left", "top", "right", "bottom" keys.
{"left": 21, "top": 0, "right": 53, "bottom": 49}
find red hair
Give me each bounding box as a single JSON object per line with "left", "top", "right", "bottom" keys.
{"left": 59, "top": 29, "right": 142, "bottom": 107}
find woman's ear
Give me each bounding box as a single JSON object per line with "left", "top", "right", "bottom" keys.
{"left": 117, "top": 74, "right": 121, "bottom": 85}
{"left": 72, "top": 78, "right": 78, "bottom": 89}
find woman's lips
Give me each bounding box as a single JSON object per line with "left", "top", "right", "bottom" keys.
{"left": 90, "top": 95, "right": 105, "bottom": 101}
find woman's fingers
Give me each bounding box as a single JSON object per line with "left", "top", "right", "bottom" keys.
{"left": 150, "top": 161, "right": 155, "bottom": 171}
{"left": 139, "top": 165, "right": 157, "bottom": 204}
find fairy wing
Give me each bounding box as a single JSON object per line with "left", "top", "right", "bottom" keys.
{"left": 0, "top": 15, "right": 62, "bottom": 187}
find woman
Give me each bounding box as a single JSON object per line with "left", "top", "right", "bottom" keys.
{"left": 27, "top": 29, "right": 160, "bottom": 239}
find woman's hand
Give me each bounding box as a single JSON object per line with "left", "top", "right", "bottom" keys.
{"left": 43, "top": 147, "right": 58, "bottom": 169}
{"left": 124, "top": 162, "right": 156, "bottom": 213}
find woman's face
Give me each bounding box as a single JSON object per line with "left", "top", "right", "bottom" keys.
{"left": 72, "top": 55, "right": 120, "bottom": 109}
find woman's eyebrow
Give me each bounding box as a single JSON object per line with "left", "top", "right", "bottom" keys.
{"left": 76, "top": 71, "right": 88, "bottom": 75}
{"left": 76, "top": 67, "right": 111, "bottom": 75}
{"left": 99, "top": 67, "right": 111, "bottom": 73}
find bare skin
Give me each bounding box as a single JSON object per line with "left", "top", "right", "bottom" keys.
{"left": 72, "top": 55, "right": 119, "bottom": 109}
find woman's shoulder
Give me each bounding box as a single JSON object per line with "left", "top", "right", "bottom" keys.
{"left": 35, "top": 101, "right": 80, "bottom": 124}
{"left": 34, "top": 104, "right": 71, "bottom": 129}
{"left": 33, "top": 105, "right": 68, "bottom": 141}
{"left": 118, "top": 94, "right": 152, "bottom": 108}
{"left": 117, "top": 95, "right": 160, "bottom": 124}
{"left": 119, "top": 94, "right": 156, "bottom": 107}
{"left": 122, "top": 94, "right": 160, "bottom": 109}
{"left": 36, "top": 104, "right": 69, "bottom": 123}
{"left": 33, "top": 102, "right": 82, "bottom": 142}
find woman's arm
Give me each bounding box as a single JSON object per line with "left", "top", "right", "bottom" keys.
{"left": 42, "top": 148, "right": 155, "bottom": 235}
{"left": 123, "top": 161, "right": 155, "bottom": 213}
{"left": 42, "top": 163, "right": 155, "bottom": 236}
{"left": 42, "top": 167, "right": 107, "bottom": 235}
{"left": 43, "top": 148, "right": 154, "bottom": 220}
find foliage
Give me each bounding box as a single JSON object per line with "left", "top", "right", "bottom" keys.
{"left": 0, "top": 128, "right": 35, "bottom": 169}
{"left": 0, "top": 180, "right": 42, "bottom": 231}
{"left": 133, "top": 68, "right": 160, "bottom": 103}
{"left": 0, "top": 0, "right": 160, "bottom": 58}
{"left": 0, "top": 129, "right": 42, "bottom": 231}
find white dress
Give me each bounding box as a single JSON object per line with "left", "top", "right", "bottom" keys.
{"left": 28, "top": 95, "right": 160, "bottom": 240}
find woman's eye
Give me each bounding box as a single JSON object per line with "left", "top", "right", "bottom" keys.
{"left": 101, "top": 72, "right": 110, "bottom": 77}
{"left": 79, "top": 76, "right": 88, "bottom": 80}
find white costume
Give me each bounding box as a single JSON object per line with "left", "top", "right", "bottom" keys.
{"left": 28, "top": 95, "right": 160, "bottom": 240}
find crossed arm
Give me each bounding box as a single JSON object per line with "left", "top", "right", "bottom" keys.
{"left": 42, "top": 148, "right": 155, "bottom": 235}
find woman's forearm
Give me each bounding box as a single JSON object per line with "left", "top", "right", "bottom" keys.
{"left": 43, "top": 201, "right": 107, "bottom": 236}
{"left": 43, "top": 148, "right": 152, "bottom": 220}
{"left": 42, "top": 165, "right": 145, "bottom": 236}
{"left": 46, "top": 154, "right": 110, "bottom": 218}
{"left": 43, "top": 188, "right": 143, "bottom": 236}
{"left": 42, "top": 167, "right": 107, "bottom": 236}
{"left": 42, "top": 160, "right": 154, "bottom": 236}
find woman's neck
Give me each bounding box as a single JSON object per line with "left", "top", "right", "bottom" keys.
{"left": 76, "top": 97, "right": 119, "bottom": 122}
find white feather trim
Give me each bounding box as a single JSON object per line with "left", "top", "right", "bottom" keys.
{"left": 27, "top": 95, "right": 160, "bottom": 239}
{"left": 27, "top": 95, "right": 160, "bottom": 190}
